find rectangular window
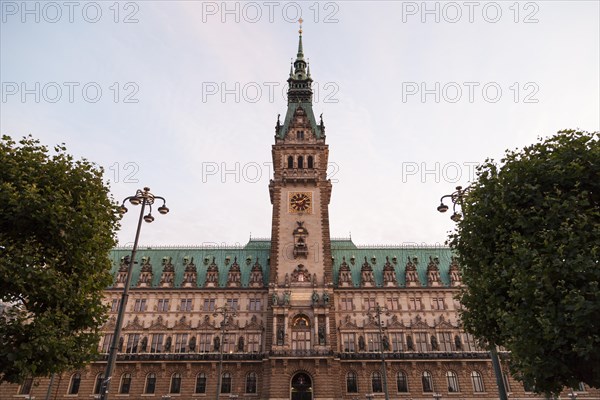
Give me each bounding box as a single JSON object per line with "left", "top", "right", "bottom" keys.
{"left": 150, "top": 334, "right": 164, "bottom": 353}
{"left": 203, "top": 298, "right": 216, "bottom": 311}
{"left": 111, "top": 299, "right": 120, "bottom": 312}
{"left": 364, "top": 298, "right": 376, "bottom": 310}
{"left": 342, "top": 333, "right": 355, "bottom": 352}
{"left": 133, "top": 299, "right": 147, "bottom": 312}
{"left": 367, "top": 333, "right": 380, "bottom": 352}
{"left": 390, "top": 333, "right": 404, "bottom": 352}
{"left": 223, "top": 333, "right": 236, "bottom": 353}
{"left": 439, "top": 332, "right": 453, "bottom": 351}
{"left": 226, "top": 299, "right": 238, "bottom": 311}
{"left": 199, "top": 334, "right": 212, "bottom": 353}
{"left": 409, "top": 297, "right": 422, "bottom": 310}
{"left": 464, "top": 333, "right": 481, "bottom": 351}
{"left": 340, "top": 298, "right": 354, "bottom": 311}
{"left": 126, "top": 333, "right": 140, "bottom": 353}
{"left": 291, "top": 331, "right": 311, "bottom": 350}
{"left": 157, "top": 299, "right": 169, "bottom": 312}
{"left": 415, "top": 332, "right": 429, "bottom": 352}
{"left": 101, "top": 334, "right": 113, "bottom": 353}
{"left": 180, "top": 299, "right": 192, "bottom": 312}
{"left": 386, "top": 297, "right": 400, "bottom": 311}
{"left": 249, "top": 298, "right": 262, "bottom": 311}
{"left": 175, "top": 334, "right": 188, "bottom": 353}
{"left": 432, "top": 297, "right": 446, "bottom": 310}
{"left": 247, "top": 333, "right": 261, "bottom": 353}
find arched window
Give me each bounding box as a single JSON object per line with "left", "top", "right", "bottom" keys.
{"left": 422, "top": 371, "right": 434, "bottom": 392}
{"left": 446, "top": 370, "right": 460, "bottom": 392}
{"left": 93, "top": 373, "right": 104, "bottom": 395}
{"left": 119, "top": 373, "right": 131, "bottom": 394}
{"left": 68, "top": 373, "right": 81, "bottom": 395}
{"left": 288, "top": 156, "right": 294, "bottom": 169}
{"left": 221, "top": 372, "right": 232, "bottom": 393}
{"left": 307, "top": 155, "right": 314, "bottom": 169}
{"left": 195, "top": 373, "right": 207, "bottom": 394}
{"left": 245, "top": 372, "right": 257, "bottom": 394}
{"left": 397, "top": 371, "right": 408, "bottom": 392}
{"left": 145, "top": 373, "right": 156, "bottom": 394}
{"left": 372, "top": 372, "right": 383, "bottom": 393}
{"left": 297, "top": 131, "right": 304, "bottom": 140}
{"left": 346, "top": 372, "right": 358, "bottom": 393}
{"left": 170, "top": 373, "right": 182, "bottom": 394}
{"left": 19, "top": 377, "right": 33, "bottom": 395}
{"left": 471, "top": 371, "right": 485, "bottom": 392}
{"left": 298, "top": 156, "right": 304, "bottom": 169}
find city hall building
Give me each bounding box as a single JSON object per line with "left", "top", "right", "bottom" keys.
{"left": 4, "top": 29, "right": 597, "bottom": 400}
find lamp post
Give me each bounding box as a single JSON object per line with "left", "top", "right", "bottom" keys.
{"left": 365, "top": 303, "right": 390, "bottom": 400}
{"left": 437, "top": 185, "right": 508, "bottom": 400}
{"left": 214, "top": 303, "right": 238, "bottom": 400}
{"left": 100, "top": 187, "right": 169, "bottom": 400}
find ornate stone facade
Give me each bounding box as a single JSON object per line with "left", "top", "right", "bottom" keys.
{"left": 3, "top": 28, "right": 597, "bottom": 400}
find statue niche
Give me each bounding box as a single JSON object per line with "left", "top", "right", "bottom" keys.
{"left": 293, "top": 221, "right": 308, "bottom": 258}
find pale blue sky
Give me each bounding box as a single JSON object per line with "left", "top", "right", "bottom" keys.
{"left": 1, "top": 1, "right": 599, "bottom": 247}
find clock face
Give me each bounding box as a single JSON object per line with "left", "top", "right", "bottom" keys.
{"left": 289, "top": 192, "right": 312, "bottom": 213}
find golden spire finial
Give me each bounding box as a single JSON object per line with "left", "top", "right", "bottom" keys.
{"left": 298, "top": 18, "right": 303, "bottom": 34}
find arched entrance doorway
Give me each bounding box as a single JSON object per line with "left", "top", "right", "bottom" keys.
{"left": 290, "top": 372, "right": 313, "bottom": 400}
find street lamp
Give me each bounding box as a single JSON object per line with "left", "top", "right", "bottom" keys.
{"left": 214, "top": 303, "right": 238, "bottom": 400}
{"left": 365, "top": 303, "right": 390, "bottom": 400}
{"left": 100, "top": 187, "right": 169, "bottom": 400}
{"left": 437, "top": 185, "right": 508, "bottom": 400}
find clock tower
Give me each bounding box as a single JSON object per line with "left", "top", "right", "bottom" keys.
{"left": 267, "top": 22, "right": 336, "bottom": 358}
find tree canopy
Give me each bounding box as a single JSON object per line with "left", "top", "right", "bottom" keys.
{"left": 450, "top": 130, "right": 599, "bottom": 393}
{"left": 0, "top": 135, "right": 120, "bottom": 383}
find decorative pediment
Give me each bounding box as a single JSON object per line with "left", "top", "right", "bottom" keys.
{"left": 205, "top": 257, "right": 219, "bottom": 288}
{"left": 148, "top": 315, "right": 168, "bottom": 330}
{"left": 382, "top": 256, "right": 397, "bottom": 287}
{"left": 410, "top": 315, "right": 430, "bottom": 330}
{"left": 386, "top": 315, "right": 405, "bottom": 329}
{"left": 244, "top": 315, "right": 264, "bottom": 331}
{"left": 123, "top": 316, "right": 144, "bottom": 331}
{"left": 339, "top": 315, "right": 359, "bottom": 330}
{"left": 405, "top": 256, "right": 420, "bottom": 287}
{"left": 427, "top": 256, "right": 441, "bottom": 287}
{"left": 434, "top": 315, "right": 455, "bottom": 329}
{"left": 363, "top": 315, "right": 381, "bottom": 330}
{"left": 173, "top": 316, "right": 191, "bottom": 330}
{"left": 197, "top": 315, "right": 215, "bottom": 330}
{"left": 449, "top": 256, "right": 462, "bottom": 286}
{"left": 227, "top": 257, "right": 242, "bottom": 288}
{"left": 360, "top": 257, "right": 374, "bottom": 287}
{"left": 249, "top": 258, "right": 264, "bottom": 287}
{"left": 103, "top": 316, "right": 117, "bottom": 330}
{"left": 338, "top": 256, "right": 353, "bottom": 287}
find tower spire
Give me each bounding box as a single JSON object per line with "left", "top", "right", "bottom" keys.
{"left": 297, "top": 18, "right": 304, "bottom": 59}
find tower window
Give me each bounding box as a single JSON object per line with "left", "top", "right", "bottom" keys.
{"left": 307, "top": 156, "right": 313, "bottom": 169}
{"left": 297, "top": 131, "right": 304, "bottom": 140}
{"left": 288, "top": 156, "right": 294, "bottom": 169}
{"left": 298, "top": 156, "right": 304, "bottom": 169}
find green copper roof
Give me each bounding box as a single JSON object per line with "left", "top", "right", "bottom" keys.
{"left": 108, "top": 240, "right": 454, "bottom": 289}
{"left": 109, "top": 241, "right": 270, "bottom": 289}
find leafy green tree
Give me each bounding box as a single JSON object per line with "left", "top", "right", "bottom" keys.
{"left": 0, "top": 135, "right": 120, "bottom": 383}
{"left": 450, "top": 130, "right": 599, "bottom": 394}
